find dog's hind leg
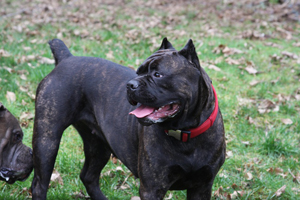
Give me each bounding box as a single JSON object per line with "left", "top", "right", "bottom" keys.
{"left": 74, "top": 122, "right": 111, "bottom": 200}
{"left": 31, "top": 76, "right": 83, "bottom": 199}
{"left": 31, "top": 104, "right": 73, "bottom": 199}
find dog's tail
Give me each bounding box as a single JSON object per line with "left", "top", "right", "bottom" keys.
{"left": 48, "top": 39, "right": 73, "bottom": 67}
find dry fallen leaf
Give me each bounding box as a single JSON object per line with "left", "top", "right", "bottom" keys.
{"left": 131, "top": 196, "right": 141, "bottom": 200}
{"left": 230, "top": 191, "right": 238, "bottom": 199}
{"left": 0, "top": 49, "right": 11, "bottom": 57}
{"left": 50, "top": 169, "right": 63, "bottom": 186}
{"left": 72, "top": 191, "right": 90, "bottom": 199}
{"left": 241, "top": 141, "right": 250, "bottom": 147}
{"left": 246, "top": 116, "right": 255, "bottom": 125}
{"left": 226, "top": 150, "right": 233, "bottom": 158}
{"left": 292, "top": 187, "right": 300, "bottom": 194}
{"left": 6, "top": 91, "right": 16, "bottom": 102}
{"left": 242, "top": 30, "right": 265, "bottom": 40}
{"left": 213, "top": 186, "right": 224, "bottom": 198}
{"left": 26, "top": 55, "right": 36, "bottom": 61}
{"left": 244, "top": 66, "right": 258, "bottom": 75}
{"left": 223, "top": 46, "right": 243, "bottom": 56}
{"left": 19, "top": 86, "right": 29, "bottom": 92}
{"left": 293, "top": 42, "right": 300, "bottom": 47}
{"left": 237, "top": 97, "right": 256, "bottom": 106}
{"left": 20, "top": 112, "right": 34, "bottom": 121}
{"left": 23, "top": 46, "right": 31, "bottom": 51}
{"left": 276, "top": 27, "right": 292, "bottom": 40}
{"left": 225, "top": 57, "right": 240, "bottom": 65}
{"left": 237, "top": 190, "right": 245, "bottom": 197}
{"left": 164, "top": 193, "right": 173, "bottom": 200}
{"left": 264, "top": 42, "right": 282, "bottom": 48}
{"left": 106, "top": 51, "right": 114, "bottom": 59}
{"left": 274, "top": 185, "right": 286, "bottom": 197}
{"left": 111, "top": 155, "right": 118, "bottom": 164}
{"left": 249, "top": 80, "right": 262, "bottom": 86}
{"left": 39, "top": 57, "right": 55, "bottom": 65}
{"left": 267, "top": 167, "right": 284, "bottom": 175}
{"left": 27, "top": 91, "right": 36, "bottom": 100}
{"left": 2, "top": 66, "right": 13, "bottom": 73}
{"left": 213, "top": 44, "right": 243, "bottom": 56}
{"left": 115, "top": 166, "right": 124, "bottom": 173}
{"left": 282, "top": 51, "right": 298, "bottom": 59}
{"left": 281, "top": 118, "right": 293, "bottom": 125}
{"left": 20, "top": 74, "right": 27, "bottom": 80}
{"left": 257, "top": 99, "right": 279, "bottom": 114}
{"left": 244, "top": 172, "right": 253, "bottom": 180}
{"left": 208, "top": 64, "right": 222, "bottom": 72}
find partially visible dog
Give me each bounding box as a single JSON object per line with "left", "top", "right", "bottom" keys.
{"left": 0, "top": 102, "right": 33, "bottom": 184}
{"left": 31, "top": 38, "right": 225, "bottom": 200}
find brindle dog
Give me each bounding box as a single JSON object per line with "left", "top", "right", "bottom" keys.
{"left": 31, "top": 38, "right": 225, "bottom": 200}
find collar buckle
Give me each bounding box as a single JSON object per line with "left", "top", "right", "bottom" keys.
{"left": 181, "top": 130, "right": 191, "bottom": 142}
{"left": 166, "top": 130, "right": 191, "bottom": 142}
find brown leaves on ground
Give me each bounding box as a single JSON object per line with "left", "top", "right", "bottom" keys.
{"left": 214, "top": 185, "right": 245, "bottom": 200}
{"left": 257, "top": 99, "right": 279, "bottom": 114}
{"left": 1, "top": 0, "right": 299, "bottom": 47}
{"left": 1, "top": 65, "right": 36, "bottom": 101}
{"left": 0, "top": 49, "right": 11, "bottom": 57}
{"left": 72, "top": 190, "right": 90, "bottom": 199}
{"left": 215, "top": 158, "right": 300, "bottom": 199}
{"left": 237, "top": 86, "right": 300, "bottom": 127}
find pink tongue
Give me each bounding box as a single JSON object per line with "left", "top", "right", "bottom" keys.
{"left": 129, "top": 105, "right": 155, "bottom": 118}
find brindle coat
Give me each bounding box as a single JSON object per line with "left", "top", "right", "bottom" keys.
{"left": 31, "top": 38, "right": 225, "bottom": 200}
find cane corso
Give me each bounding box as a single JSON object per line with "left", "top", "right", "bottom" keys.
{"left": 0, "top": 102, "right": 33, "bottom": 184}
{"left": 31, "top": 38, "right": 225, "bottom": 200}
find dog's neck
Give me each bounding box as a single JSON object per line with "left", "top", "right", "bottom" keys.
{"left": 164, "top": 84, "right": 218, "bottom": 142}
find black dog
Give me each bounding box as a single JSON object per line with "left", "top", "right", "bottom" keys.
{"left": 31, "top": 38, "right": 225, "bottom": 200}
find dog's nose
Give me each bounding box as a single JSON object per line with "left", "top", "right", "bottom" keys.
{"left": 127, "top": 80, "right": 139, "bottom": 90}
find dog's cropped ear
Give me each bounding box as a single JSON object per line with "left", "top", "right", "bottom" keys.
{"left": 178, "top": 39, "right": 201, "bottom": 70}
{"left": 159, "top": 37, "right": 175, "bottom": 50}
{"left": 0, "top": 103, "right": 6, "bottom": 118}
{"left": 0, "top": 103, "right": 5, "bottom": 111}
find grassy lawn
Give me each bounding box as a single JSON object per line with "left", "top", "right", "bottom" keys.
{"left": 0, "top": 0, "right": 299, "bottom": 199}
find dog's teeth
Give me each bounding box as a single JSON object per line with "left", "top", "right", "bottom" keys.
{"left": 158, "top": 107, "right": 162, "bottom": 111}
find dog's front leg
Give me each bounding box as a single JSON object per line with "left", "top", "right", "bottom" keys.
{"left": 187, "top": 185, "right": 212, "bottom": 200}
{"left": 138, "top": 155, "right": 172, "bottom": 200}
{"left": 139, "top": 181, "right": 168, "bottom": 200}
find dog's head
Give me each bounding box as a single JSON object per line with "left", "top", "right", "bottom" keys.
{"left": 127, "top": 38, "right": 211, "bottom": 130}
{"left": 0, "top": 103, "right": 33, "bottom": 184}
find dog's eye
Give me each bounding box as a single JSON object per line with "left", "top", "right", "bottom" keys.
{"left": 14, "top": 131, "right": 23, "bottom": 142}
{"left": 154, "top": 72, "right": 163, "bottom": 78}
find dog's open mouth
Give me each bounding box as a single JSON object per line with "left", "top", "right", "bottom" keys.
{"left": 129, "top": 103, "right": 180, "bottom": 122}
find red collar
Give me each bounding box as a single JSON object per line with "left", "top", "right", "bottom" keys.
{"left": 165, "top": 84, "right": 218, "bottom": 142}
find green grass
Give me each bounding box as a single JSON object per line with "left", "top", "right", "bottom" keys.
{"left": 1, "top": 0, "right": 300, "bottom": 199}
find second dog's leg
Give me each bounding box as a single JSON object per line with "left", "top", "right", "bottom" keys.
{"left": 75, "top": 123, "right": 111, "bottom": 200}
{"left": 31, "top": 118, "right": 66, "bottom": 200}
